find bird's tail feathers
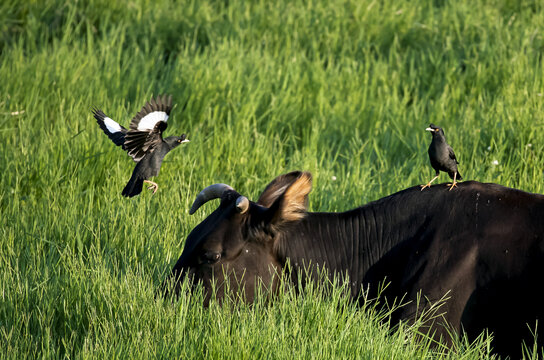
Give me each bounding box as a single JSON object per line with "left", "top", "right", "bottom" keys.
{"left": 122, "top": 176, "right": 144, "bottom": 197}
{"left": 449, "top": 171, "right": 462, "bottom": 181}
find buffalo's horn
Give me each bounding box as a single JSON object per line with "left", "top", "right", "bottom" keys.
{"left": 189, "top": 183, "right": 234, "bottom": 214}
{"left": 235, "top": 196, "right": 249, "bottom": 214}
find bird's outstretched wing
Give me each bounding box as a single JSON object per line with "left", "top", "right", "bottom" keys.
{"left": 448, "top": 146, "right": 459, "bottom": 164}
{"left": 92, "top": 108, "right": 128, "bottom": 147}
{"left": 124, "top": 95, "right": 173, "bottom": 162}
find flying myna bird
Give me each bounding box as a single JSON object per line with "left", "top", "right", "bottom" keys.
{"left": 92, "top": 95, "right": 189, "bottom": 197}
{"left": 421, "top": 124, "right": 462, "bottom": 191}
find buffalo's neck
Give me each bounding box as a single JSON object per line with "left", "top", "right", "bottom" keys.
{"left": 275, "top": 193, "right": 430, "bottom": 296}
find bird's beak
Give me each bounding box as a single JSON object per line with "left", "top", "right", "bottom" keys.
{"left": 181, "top": 139, "right": 190, "bottom": 143}
{"left": 425, "top": 127, "right": 433, "bottom": 132}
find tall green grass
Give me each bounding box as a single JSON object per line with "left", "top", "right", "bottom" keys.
{"left": 1, "top": 0, "right": 543, "bottom": 358}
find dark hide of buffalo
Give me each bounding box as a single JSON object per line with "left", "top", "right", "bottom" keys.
{"left": 161, "top": 171, "right": 544, "bottom": 357}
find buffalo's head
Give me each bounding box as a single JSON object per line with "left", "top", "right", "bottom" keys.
{"left": 162, "top": 171, "right": 313, "bottom": 305}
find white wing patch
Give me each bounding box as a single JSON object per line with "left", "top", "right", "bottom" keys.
{"left": 137, "top": 111, "right": 169, "bottom": 131}
{"left": 104, "top": 117, "right": 123, "bottom": 133}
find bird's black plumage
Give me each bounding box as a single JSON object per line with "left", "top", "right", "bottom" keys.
{"left": 421, "top": 124, "right": 462, "bottom": 191}
{"left": 92, "top": 95, "right": 189, "bottom": 197}
{"left": 92, "top": 108, "right": 128, "bottom": 146}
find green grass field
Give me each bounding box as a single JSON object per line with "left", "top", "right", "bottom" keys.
{"left": 1, "top": 0, "right": 544, "bottom": 358}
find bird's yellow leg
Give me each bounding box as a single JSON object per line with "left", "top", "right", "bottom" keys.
{"left": 421, "top": 175, "right": 439, "bottom": 191}
{"left": 447, "top": 173, "right": 458, "bottom": 191}
{"left": 144, "top": 180, "right": 159, "bottom": 194}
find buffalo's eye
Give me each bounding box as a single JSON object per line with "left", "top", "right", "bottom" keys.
{"left": 201, "top": 251, "right": 221, "bottom": 264}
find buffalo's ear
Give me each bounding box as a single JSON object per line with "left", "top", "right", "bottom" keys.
{"left": 263, "top": 171, "right": 313, "bottom": 225}
{"left": 258, "top": 171, "right": 308, "bottom": 208}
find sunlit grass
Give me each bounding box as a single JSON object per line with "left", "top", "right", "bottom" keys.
{"left": 1, "top": 0, "right": 543, "bottom": 358}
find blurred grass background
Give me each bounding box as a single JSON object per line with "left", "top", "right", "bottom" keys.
{"left": 1, "top": 0, "right": 543, "bottom": 358}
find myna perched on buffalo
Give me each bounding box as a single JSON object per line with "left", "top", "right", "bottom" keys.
{"left": 421, "top": 124, "right": 462, "bottom": 191}
{"left": 92, "top": 95, "right": 189, "bottom": 197}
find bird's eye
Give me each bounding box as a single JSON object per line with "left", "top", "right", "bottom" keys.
{"left": 435, "top": 129, "right": 439, "bottom": 132}
{"left": 177, "top": 139, "right": 181, "bottom": 143}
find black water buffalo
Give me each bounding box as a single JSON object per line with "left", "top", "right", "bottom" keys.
{"left": 163, "top": 171, "right": 544, "bottom": 357}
